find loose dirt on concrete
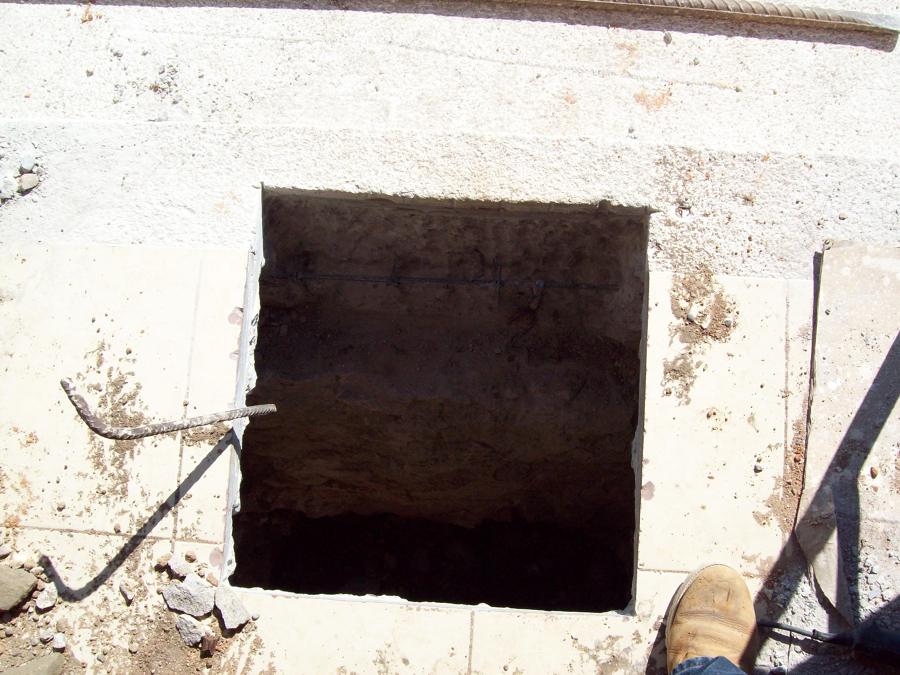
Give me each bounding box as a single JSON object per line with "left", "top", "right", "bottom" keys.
{"left": 662, "top": 265, "right": 735, "bottom": 404}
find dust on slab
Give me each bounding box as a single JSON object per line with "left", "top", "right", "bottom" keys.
{"left": 182, "top": 422, "right": 231, "bottom": 448}
{"left": 662, "top": 265, "right": 736, "bottom": 404}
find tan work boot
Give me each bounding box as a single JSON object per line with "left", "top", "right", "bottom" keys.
{"left": 665, "top": 564, "right": 759, "bottom": 673}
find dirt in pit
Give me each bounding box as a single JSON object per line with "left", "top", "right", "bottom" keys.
{"left": 663, "top": 265, "right": 736, "bottom": 403}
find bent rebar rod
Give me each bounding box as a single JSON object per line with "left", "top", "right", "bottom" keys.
{"left": 517, "top": 0, "right": 899, "bottom": 34}
{"left": 60, "top": 378, "right": 277, "bottom": 440}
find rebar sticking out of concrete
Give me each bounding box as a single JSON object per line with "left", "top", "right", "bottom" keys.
{"left": 525, "top": 0, "right": 900, "bottom": 34}
{"left": 60, "top": 377, "right": 277, "bottom": 440}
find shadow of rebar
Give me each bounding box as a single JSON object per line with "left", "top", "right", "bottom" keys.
{"left": 40, "top": 432, "right": 234, "bottom": 601}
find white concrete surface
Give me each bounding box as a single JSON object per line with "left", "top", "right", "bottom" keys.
{"left": 1, "top": 1, "right": 899, "bottom": 279}
{"left": 1, "top": 0, "right": 899, "bottom": 672}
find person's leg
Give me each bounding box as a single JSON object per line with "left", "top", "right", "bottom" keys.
{"left": 665, "top": 564, "right": 759, "bottom": 674}
{"left": 671, "top": 655, "right": 746, "bottom": 675}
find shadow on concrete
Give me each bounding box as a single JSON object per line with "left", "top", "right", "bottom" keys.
{"left": 5, "top": 0, "right": 896, "bottom": 51}
{"left": 741, "top": 301, "right": 900, "bottom": 673}
{"left": 40, "top": 431, "right": 233, "bottom": 601}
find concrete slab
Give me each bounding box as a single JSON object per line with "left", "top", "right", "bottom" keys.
{"left": 797, "top": 242, "right": 900, "bottom": 624}
{"left": 0, "top": 245, "right": 200, "bottom": 537}
{"left": 229, "top": 591, "right": 472, "bottom": 674}
{"left": 638, "top": 271, "right": 789, "bottom": 577}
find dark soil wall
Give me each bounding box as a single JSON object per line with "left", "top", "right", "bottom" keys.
{"left": 232, "top": 191, "right": 647, "bottom": 610}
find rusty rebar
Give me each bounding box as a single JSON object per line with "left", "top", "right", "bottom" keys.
{"left": 60, "top": 378, "right": 276, "bottom": 441}
{"left": 521, "top": 0, "right": 899, "bottom": 34}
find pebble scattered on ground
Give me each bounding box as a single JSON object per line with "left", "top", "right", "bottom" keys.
{"left": 34, "top": 585, "right": 57, "bottom": 611}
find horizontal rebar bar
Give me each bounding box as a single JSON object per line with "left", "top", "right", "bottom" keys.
{"left": 517, "top": 0, "right": 899, "bottom": 34}
{"left": 60, "top": 378, "right": 277, "bottom": 441}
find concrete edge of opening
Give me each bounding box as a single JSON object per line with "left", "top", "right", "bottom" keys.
{"left": 222, "top": 184, "right": 651, "bottom": 617}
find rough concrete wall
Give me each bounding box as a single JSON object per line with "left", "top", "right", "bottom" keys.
{"left": 1, "top": 1, "right": 899, "bottom": 279}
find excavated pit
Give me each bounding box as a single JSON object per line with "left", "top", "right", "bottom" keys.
{"left": 232, "top": 190, "right": 648, "bottom": 611}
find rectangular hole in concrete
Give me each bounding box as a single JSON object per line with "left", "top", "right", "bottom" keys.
{"left": 231, "top": 189, "right": 648, "bottom": 612}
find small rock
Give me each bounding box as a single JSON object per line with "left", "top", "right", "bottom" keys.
{"left": 161, "top": 573, "right": 214, "bottom": 617}
{"left": 723, "top": 317, "right": 733, "bottom": 328}
{"left": 686, "top": 306, "right": 698, "bottom": 323}
{"left": 4, "top": 627, "right": 13, "bottom": 637}
{"left": 201, "top": 631, "right": 219, "bottom": 656}
{"left": 28, "top": 636, "right": 39, "bottom": 647}
{"left": 0, "top": 177, "right": 16, "bottom": 200}
{"left": 214, "top": 585, "right": 251, "bottom": 631}
{"left": 184, "top": 551, "right": 197, "bottom": 563}
{"left": 39, "top": 629, "right": 54, "bottom": 643}
{"left": 251, "top": 612, "right": 260, "bottom": 621}
{"left": 870, "top": 466, "right": 879, "bottom": 479}
{"left": 0, "top": 543, "right": 12, "bottom": 559}
{"left": 52, "top": 632, "right": 66, "bottom": 652}
{"left": 55, "top": 502, "right": 65, "bottom": 512}
{"left": 154, "top": 553, "right": 172, "bottom": 571}
{"left": 113, "top": 523, "right": 122, "bottom": 534}
{"left": 0, "top": 566, "right": 37, "bottom": 612}
{"left": 754, "top": 463, "right": 763, "bottom": 473}
{"left": 17, "top": 173, "right": 39, "bottom": 193}
{"left": 35, "top": 585, "right": 58, "bottom": 611}
{"left": 29, "top": 566, "right": 44, "bottom": 578}
{"left": 5, "top": 653, "right": 66, "bottom": 674}
{"left": 119, "top": 582, "right": 135, "bottom": 605}
{"left": 19, "top": 153, "right": 36, "bottom": 173}
{"left": 129, "top": 642, "right": 139, "bottom": 654}
{"left": 663, "top": 31, "right": 672, "bottom": 45}
{"left": 838, "top": 212, "right": 848, "bottom": 220}
{"left": 205, "top": 572, "right": 219, "bottom": 587}
{"left": 168, "top": 556, "right": 194, "bottom": 579}
{"left": 174, "top": 614, "right": 212, "bottom": 647}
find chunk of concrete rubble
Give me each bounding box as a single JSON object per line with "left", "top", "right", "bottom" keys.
{"left": 0, "top": 565, "right": 37, "bottom": 612}
{"left": 162, "top": 573, "right": 214, "bottom": 617}
{"left": 17, "top": 173, "right": 39, "bottom": 193}
{"left": 51, "top": 633, "right": 66, "bottom": 652}
{"left": 167, "top": 555, "right": 194, "bottom": 579}
{"left": 214, "top": 585, "right": 250, "bottom": 631}
{"left": 35, "top": 584, "right": 58, "bottom": 611}
{"left": 174, "top": 614, "right": 212, "bottom": 647}
{"left": 1, "top": 653, "right": 66, "bottom": 675}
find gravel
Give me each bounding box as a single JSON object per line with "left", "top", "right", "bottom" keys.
{"left": 51, "top": 633, "right": 66, "bottom": 652}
